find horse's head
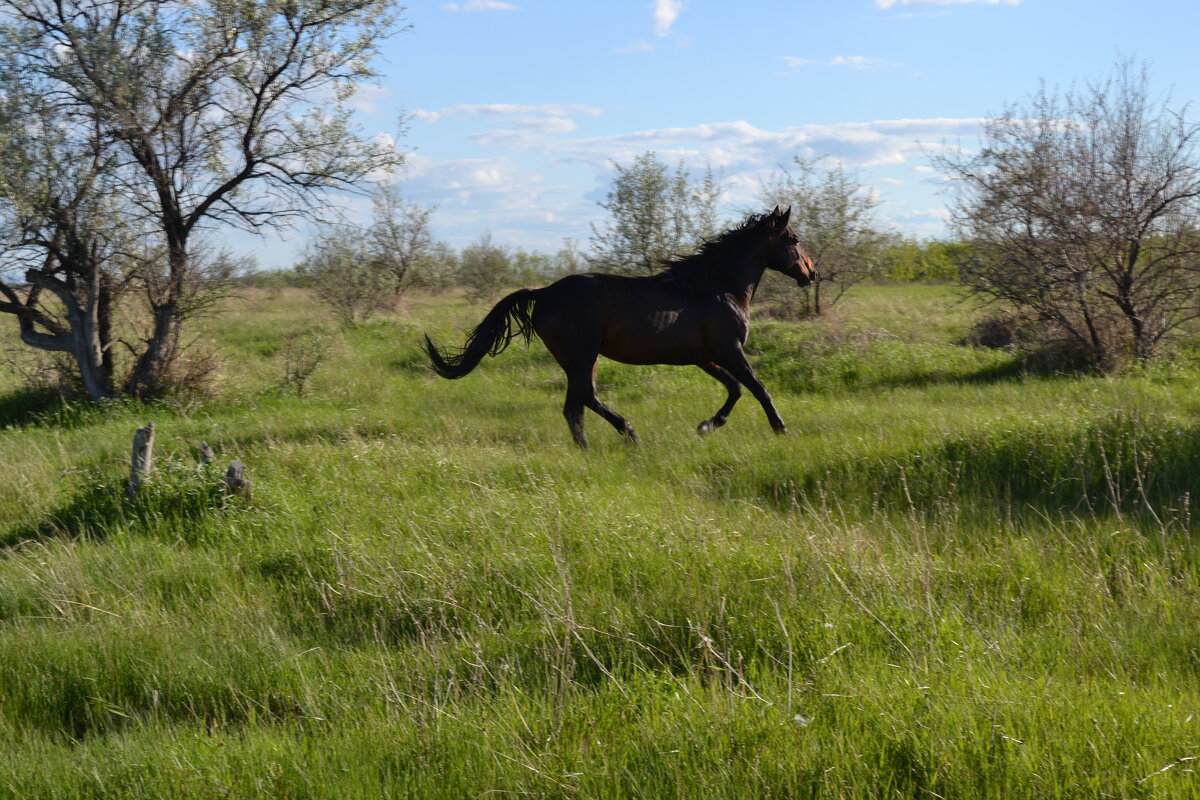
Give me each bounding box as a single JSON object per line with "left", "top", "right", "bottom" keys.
{"left": 765, "top": 206, "right": 816, "bottom": 287}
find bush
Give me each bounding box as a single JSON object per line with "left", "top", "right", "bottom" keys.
{"left": 298, "top": 227, "right": 394, "bottom": 327}
{"left": 966, "top": 310, "right": 1121, "bottom": 373}
{"left": 458, "top": 233, "right": 513, "bottom": 302}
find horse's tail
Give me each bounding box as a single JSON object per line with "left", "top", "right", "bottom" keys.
{"left": 423, "top": 289, "right": 538, "bottom": 379}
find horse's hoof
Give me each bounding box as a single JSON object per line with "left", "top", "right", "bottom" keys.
{"left": 624, "top": 428, "right": 640, "bottom": 444}
{"left": 772, "top": 424, "right": 788, "bottom": 435}
{"left": 698, "top": 420, "right": 715, "bottom": 436}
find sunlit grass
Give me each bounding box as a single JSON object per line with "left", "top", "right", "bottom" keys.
{"left": 1, "top": 284, "right": 1199, "bottom": 798}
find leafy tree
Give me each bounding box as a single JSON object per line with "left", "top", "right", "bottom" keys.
{"left": 550, "top": 238, "right": 587, "bottom": 278}
{"left": 589, "top": 152, "right": 721, "bottom": 274}
{"left": 509, "top": 248, "right": 554, "bottom": 284}
{"left": 299, "top": 227, "right": 393, "bottom": 327}
{"left": 415, "top": 242, "right": 459, "bottom": 293}
{"left": 368, "top": 185, "right": 436, "bottom": 302}
{"left": 934, "top": 62, "right": 1200, "bottom": 367}
{"left": 459, "top": 233, "right": 512, "bottom": 302}
{"left": 0, "top": 0, "right": 403, "bottom": 397}
{"left": 877, "top": 235, "right": 963, "bottom": 283}
{"left": 759, "top": 156, "right": 883, "bottom": 316}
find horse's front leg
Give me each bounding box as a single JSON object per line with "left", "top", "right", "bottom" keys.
{"left": 587, "top": 397, "right": 639, "bottom": 443}
{"left": 716, "top": 349, "right": 786, "bottom": 434}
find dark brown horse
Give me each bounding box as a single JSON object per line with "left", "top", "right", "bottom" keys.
{"left": 423, "top": 206, "right": 815, "bottom": 448}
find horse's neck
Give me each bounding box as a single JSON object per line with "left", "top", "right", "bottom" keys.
{"left": 723, "top": 250, "right": 769, "bottom": 311}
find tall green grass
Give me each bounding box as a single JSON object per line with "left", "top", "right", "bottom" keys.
{"left": 2, "top": 285, "right": 1199, "bottom": 798}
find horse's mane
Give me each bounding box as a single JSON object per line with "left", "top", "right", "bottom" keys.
{"left": 660, "top": 212, "right": 775, "bottom": 283}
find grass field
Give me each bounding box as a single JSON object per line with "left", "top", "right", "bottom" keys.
{"left": 2, "top": 284, "right": 1200, "bottom": 798}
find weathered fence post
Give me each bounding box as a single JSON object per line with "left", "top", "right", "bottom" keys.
{"left": 199, "top": 441, "right": 215, "bottom": 466}
{"left": 223, "top": 460, "right": 252, "bottom": 500}
{"left": 126, "top": 422, "right": 155, "bottom": 498}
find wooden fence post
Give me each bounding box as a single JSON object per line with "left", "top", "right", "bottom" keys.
{"left": 126, "top": 422, "right": 155, "bottom": 498}
{"left": 223, "top": 460, "right": 252, "bottom": 499}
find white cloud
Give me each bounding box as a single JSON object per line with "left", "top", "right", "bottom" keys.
{"left": 653, "top": 0, "right": 685, "bottom": 37}
{"left": 414, "top": 103, "right": 603, "bottom": 125}
{"left": 876, "top": 0, "right": 1018, "bottom": 7}
{"left": 615, "top": 41, "right": 656, "bottom": 54}
{"left": 441, "top": 0, "right": 518, "bottom": 11}
{"left": 391, "top": 114, "right": 985, "bottom": 247}
{"left": 349, "top": 84, "right": 392, "bottom": 114}
{"left": 479, "top": 117, "right": 984, "bottom": 173}
{"left": 393, "top": 155, "right": 590, "bottom": 248}
{"left": 513, "top": 116, "right": 580, "bottom": 135}
{"left": 783, "top": 55, "right": 904, "bottom": 70}
{"left": 889, "top": 207, "right": 952, "bottom": 223}
{"left": 402, "top": 156, "right": 549, "bottom": 213}
{"left": 416, "top": 104, "right": 600, "bottom": 148}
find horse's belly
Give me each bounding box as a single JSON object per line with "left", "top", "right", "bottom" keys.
{"left": 597, "top": 303, "right": 742, "bottom": 366}
{"left": 600, "top": 336, "right": 702, "bottom": 366}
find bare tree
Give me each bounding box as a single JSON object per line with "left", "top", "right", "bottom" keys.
{"left": 934, "top": 61, "right": 1200, "bottom": 366}
{"left": 368, "top": 184, "right": 436, "bottom": 302}
{"left": 0, "top": 0, "right": 403, "bottom": 397}
{"left": 759, "top": 156, "right": 883, "bottom": 316}
{"left": 0, "top": 77, "right": 135, "bottom": 400}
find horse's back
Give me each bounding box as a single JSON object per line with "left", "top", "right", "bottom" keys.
{"left": 531, "top": 272, "right": 741, "bottom": 366}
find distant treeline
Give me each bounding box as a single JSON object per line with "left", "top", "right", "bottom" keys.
{"left": 244, "top": 234, "right": 963, "bottom": 291}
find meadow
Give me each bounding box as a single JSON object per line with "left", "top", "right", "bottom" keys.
{"left": 1, "top": 283, "right": 1199, "bottom": 798}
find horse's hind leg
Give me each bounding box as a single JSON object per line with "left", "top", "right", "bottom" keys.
{"left": 563, "top": 370, "right": 591, "bottom": 449}
{"left": 697, "top": 362, "right": 742, "bottom": 435}
{"left": 543, "top": 323, "right": 634, "bottom": 447}
{"left": 573, "top": 363, "right": 638, "bottom": 444}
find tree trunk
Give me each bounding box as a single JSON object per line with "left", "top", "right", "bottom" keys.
{"left": 125, "top": 300, "right": 180, "bottom": 398}
{"left": 125, "top": 238, "right": 187, "bottom": 398}
{"left": 98, "top": 273, "right": 115, "bottom": 381}
{"left": 19, "top": 270, "right": 115, "bottom": 401}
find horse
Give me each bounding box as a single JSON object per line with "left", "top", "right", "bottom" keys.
{"left": 423, "top": 206, "right": 816, "bottom": 448}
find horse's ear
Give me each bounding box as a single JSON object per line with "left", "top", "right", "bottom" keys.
{"left": 779, "top": 205, "right": 791, "bottom": 226}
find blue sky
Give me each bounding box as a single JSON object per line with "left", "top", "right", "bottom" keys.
{"left": 250, "top": 0, "right": 1200, "bottom": 267}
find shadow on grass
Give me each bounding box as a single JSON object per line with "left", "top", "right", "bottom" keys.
{"left": 838, "top": 354, "right": 1029, "bottom": 393}
{"left": 706, "top": 411, "right": 1200, "bottom": 529}
{"left": 0, "top": 463, "right": 230, "bottom": 550}
{"left": 0, "top": 388, "right": 70, "bottom": 428}
{"left": 747, "top": 333, "right": 1032, "bottom": 396}
{"left": 0, "top": 388, "right": 153, "bottom": 431}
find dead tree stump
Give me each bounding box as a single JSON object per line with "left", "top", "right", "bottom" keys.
{"left": 126, "top": 422, "right": 156, "bottom": 498}
{"left": 199, "top": 441, "right": 215, "bottom": 466}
